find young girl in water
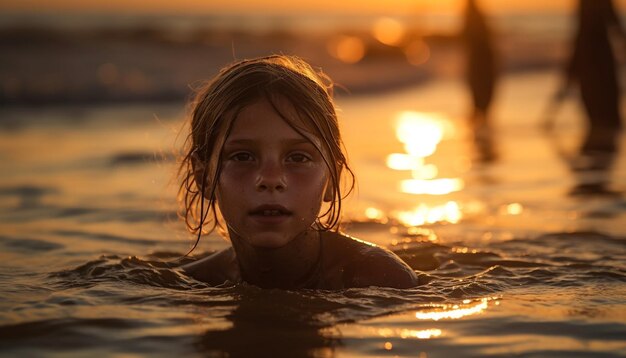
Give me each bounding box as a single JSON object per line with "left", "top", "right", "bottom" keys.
{"left": 179, "top": 55, "right": 418, "bottom": 290}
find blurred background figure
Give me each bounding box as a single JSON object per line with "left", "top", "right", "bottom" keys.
{"left": 547, "top": 0, "right": 625, "bottom": 196}
{"left": 461, "top": 0, "right": 499, "bottom": 162}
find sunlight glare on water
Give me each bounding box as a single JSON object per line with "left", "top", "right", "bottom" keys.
{"left": 394, "top": 111, "right": 445, "bottom": 157}
{"left": 386, "top": 111, "right": 464, "bottom": 226}
{"left": 394, "top": 201, "right": 462, "bottom": 226}
{"left": 415, "top": 297, "right": 496, "bottom": 321}
{"left": 400, "top": 179, "right": 464, "bottom": 195}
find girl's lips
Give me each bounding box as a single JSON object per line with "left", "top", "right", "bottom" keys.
{"left": 249, "top": 204, "right": 292, "bottom": 216}
{"left": 249, "top": 204, "right": 292, "bottom": 225}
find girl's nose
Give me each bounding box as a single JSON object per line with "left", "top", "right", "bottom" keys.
{"left": 255, "top": 161, "right": 286, "bottom": 192}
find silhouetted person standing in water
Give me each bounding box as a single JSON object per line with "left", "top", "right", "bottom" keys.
{"left": 554, "top": 0, "right": 624, "bottom": 196}
{"left": 564, "top": 0, "right": 623, "bottom": 142}
{"left": 462, "top": 0, "right": 499, "bottom": 161}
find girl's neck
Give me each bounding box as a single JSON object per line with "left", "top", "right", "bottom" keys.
{"left": 230, "top": 229, "right": 322, "bottom": 289}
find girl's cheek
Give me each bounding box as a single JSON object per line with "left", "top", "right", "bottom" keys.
{"left": 221, "top": 163, "right": 253, "bottom": 178}
{"left": 290, "top": 168, "right": 327, "bottom": 186}
{"left": 218, "top": 171, "right": 249, "bottom": 192}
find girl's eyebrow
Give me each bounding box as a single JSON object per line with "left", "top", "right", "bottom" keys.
{"left": 223, "top": 138, "right": 317, "bottom": 146}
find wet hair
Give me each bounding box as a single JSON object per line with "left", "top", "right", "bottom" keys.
{"left": 178, "top": 55, "right": 355, "bottom": 249}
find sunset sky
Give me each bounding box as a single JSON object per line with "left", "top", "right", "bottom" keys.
{"left": 2, "top": 0, "right": 626, "bottom": 15}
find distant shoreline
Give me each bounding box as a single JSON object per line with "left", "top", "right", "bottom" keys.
{"left": 0, "top": 18, "right": 566, "bottom": 107}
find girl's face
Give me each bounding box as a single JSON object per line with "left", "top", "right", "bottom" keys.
{"left": 215, "top": 97, "right": 330, "bottom": 248}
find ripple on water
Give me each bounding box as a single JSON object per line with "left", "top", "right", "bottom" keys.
{"left": 0, "top": 236, "right": 65, "bottom": 252}
{"left": 1, "top": 231, "right": 624, "bottom": 357}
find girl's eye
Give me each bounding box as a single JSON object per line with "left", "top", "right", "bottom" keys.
{"left": 287, "top": 153, "right": 312, "bottom": 163}
{"left": 230, "top": 152, "right": 254, "bottom": 162}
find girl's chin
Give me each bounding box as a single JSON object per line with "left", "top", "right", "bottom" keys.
{"left": 245, "top": 234, "right": 294, "bottom": 249}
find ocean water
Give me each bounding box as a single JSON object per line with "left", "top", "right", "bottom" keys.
{"left": 1, "top": 70, "right": 625, "bottom": 357}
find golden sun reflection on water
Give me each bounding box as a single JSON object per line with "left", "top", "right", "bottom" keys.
{"left": 415, "top": 297, "right": 498, "bottom": 321}
{"left": 400, "top": 178, "right": 464, "bottom": 195}
{"left": 329, "top": 298, "right": 500, "bottom": 349}
{"left": 394, "top": 111, "right": 445, "bottom": 157}
{"left": 387, "top": 111, "right": 464, "bottom": 193}
{"left": 394, "top": 201, "right": 462, "bottom": 226}
{"left": 342, "top": 325, "right": 444, "bottom": 342}
{"left": 386, "top": 111, "right": 465, "bottom": 226}
{"left": 503, "top": 202, "right": 524, "bottom": 215}
{"left": 378, "top": 327, "right": 443, "bottom": 340}
{"left": 364, "top": 207, "right": 386, "bottom": 222}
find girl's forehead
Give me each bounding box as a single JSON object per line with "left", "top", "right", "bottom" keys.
{"left": 227, "top": 97, "right": 323, "bottom": 146}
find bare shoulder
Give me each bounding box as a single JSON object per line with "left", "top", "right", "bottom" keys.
{"left": 181, "top": 247, "right": 240, "bottom": 286}
{"left": 321, "top": 232, "right": 419, "bottom": 289}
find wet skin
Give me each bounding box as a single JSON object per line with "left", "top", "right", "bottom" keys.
{"left": 216, "top": 98, "right": 329, "bottom": 250}
{"left": 184, "top": 98, "right": 419, "bottom": 289}
{"left": 183, "top": 231, "right": 420, "bottom": 290}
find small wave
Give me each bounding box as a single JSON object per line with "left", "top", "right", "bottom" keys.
{"left": 0, "top": 184, "right": 58, "bottom": 198}
{"left": 0, "top": 314, "right": 206, "bottom": 357}
{"left": 500, "top": 231, "right": 626, "bottom": 252}
{"left": 0, "top": 317, "right": 138, "bottom": 346}
{"left": 48, "top": 252, "right": 499, "bottom": 320}
{"left": 0, "top": 236, "right": 64, "bottom": 252}
{"left": 388, "top": 230, "right": 626, "bottom": 299}
{"left": 52, "top": 230, "right": 164, "bottom": 246}
{"left": 43, "top": 229, "right": 626, "bottom": 335}
{"left": 107, "top": 151, "right": 174, "bottom": 167}
{"left": 51, "top": 254, "right": 206, "bottom": 290}
{"left": 585, "top": 270, "right": 626, "bottom": 282}
{"left": 0, "top": 184, "right": 59, "bottom": 208}
{"left": 1, "top": 203, "right": 175, "bottom": 224}
{"left": 392, "top": 241, "right": 448, "bottom": 271}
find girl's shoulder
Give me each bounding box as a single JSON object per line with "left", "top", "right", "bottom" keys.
{"left": 321, "top": 232, "right": 419, "bottom": 289}
{"left": 181, "top": 247, "right": 240, "bottom": 285}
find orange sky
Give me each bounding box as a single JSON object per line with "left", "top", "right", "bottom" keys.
{"left": 4, "top": 0, "right": 624, "bottom": 15}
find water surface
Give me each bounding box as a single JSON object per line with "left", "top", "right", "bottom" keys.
{"left": 1, "top": 71, "right": 625, "bottom": 357}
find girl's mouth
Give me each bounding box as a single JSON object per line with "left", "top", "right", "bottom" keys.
{"left": 249, "top": 205, "right": 292, "bottom": 217}
{"left": 249, "top": 205, "right": 292, "bottom": 225}
{"left": 260, "top": 210, "right": 284, "bottom": 216}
